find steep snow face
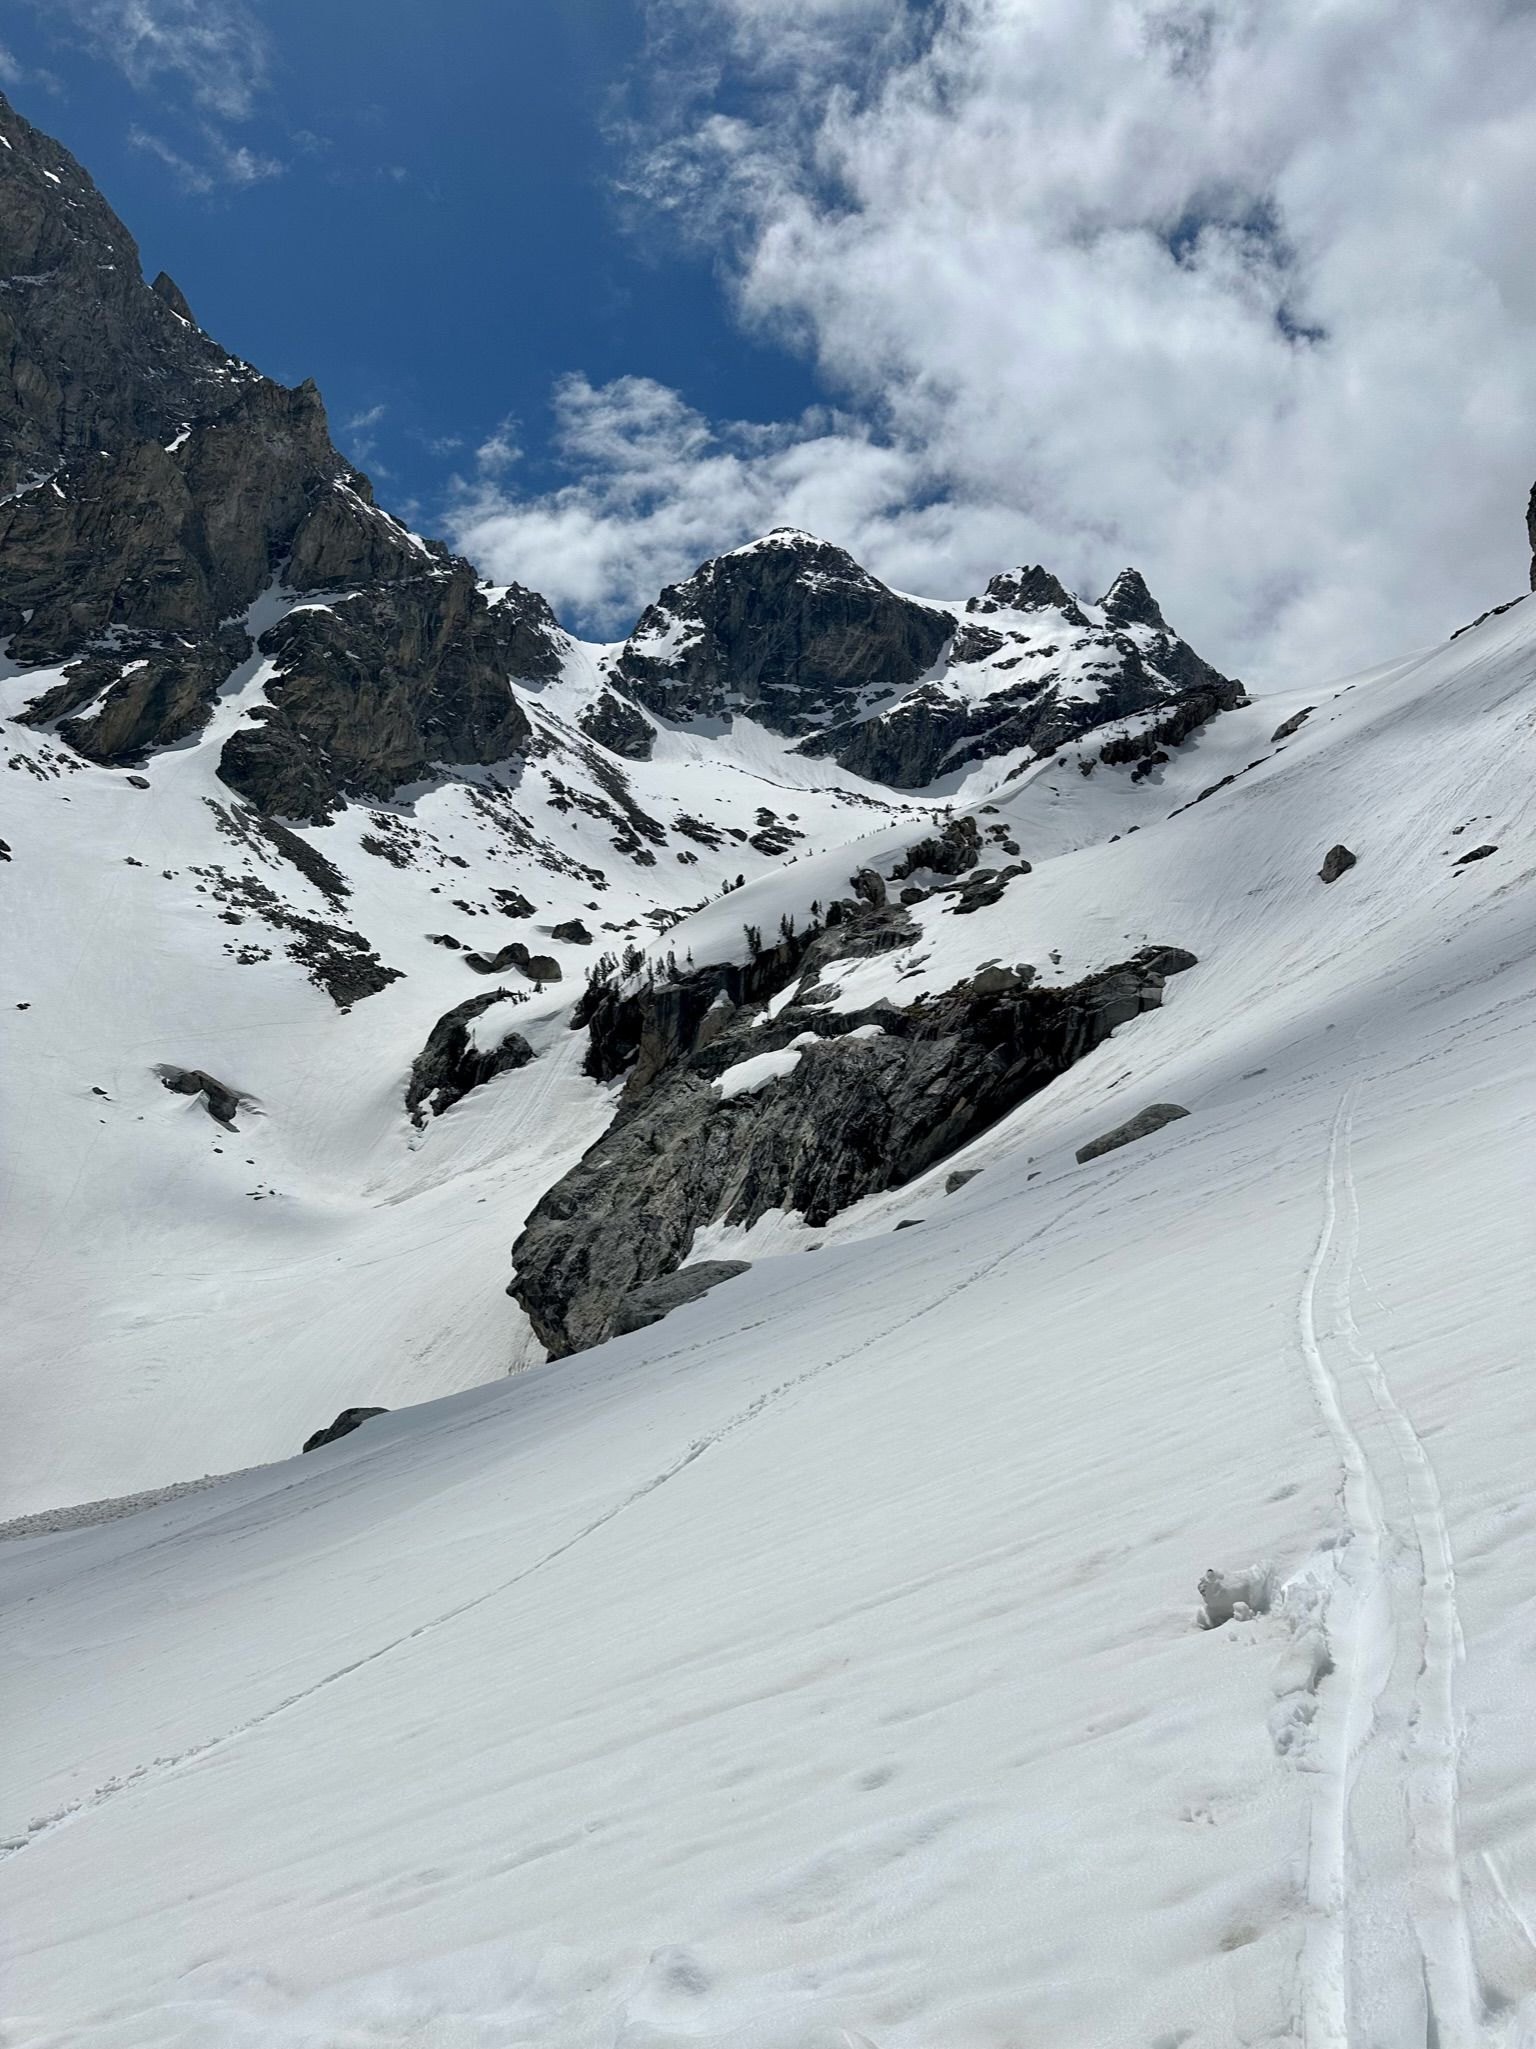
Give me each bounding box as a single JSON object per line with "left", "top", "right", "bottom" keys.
{"left": 0, "top": 618, "right": 932, "bottom": 1510}
{"left": 1, "top": 598, "right": 1533, "bottom": 2047}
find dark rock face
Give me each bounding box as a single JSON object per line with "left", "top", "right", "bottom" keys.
{"left": 0, "top": 91, "right": 248, "bottom": 497}
{"left": 550, "top": 918, "right": 592, "bottom": 945}
{"left": 610, "top": 1261, "right": 752, "bottom": 1339}
{"left": 967, "top": 564, "right": 1084, "bottom": 620}
{"left": 1319, "top": 844, "right": 1357, "bottom": 883}
{"left": 0, "top": 91, "right": 557, "bottom": 814}
{"left": 801, "top": 564, "right": 1242, "bottom": 790}
{"left": 609, "top": 529, "right": 954, "bottom": 737}
{"left": 1455, "top": 844, "right": 1497, "bottom": 864}
{"left": 512, "top": 921, "right": 1197, "bottom": 1356}
{"left": 578, "top": 687, "right": 655, "bottom": 759}
{"left": 405, "top": 991, "right": 534, "bottom": 1123}
{"left": 1075, "top": 1102, "right": 1189, "bottom": 1165}
{"left": 215, "top": 571, "right": 547, "bottom": 822}
{"left": 1528, "top": 480, "right": 1535, "bottom": 591}
{"left": 890, "top": 815, "right": 981, "bottom": 880}
{"left": 302, "top": 1407, "right": 387, "bottom": 1454}
{"left": 1271, "top": 706, "right": 1314, "bottom": 742}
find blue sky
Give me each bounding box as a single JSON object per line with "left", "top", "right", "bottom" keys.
{"left": 2, "top": 1, "right": 1534, "bottom": 676}
{"left": 0, "top": 1, "right": 820, "bottom": 526}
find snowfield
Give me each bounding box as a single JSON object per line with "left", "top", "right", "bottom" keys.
{"left": 2, "top": 593, "right": 1535, "bottom": 2045}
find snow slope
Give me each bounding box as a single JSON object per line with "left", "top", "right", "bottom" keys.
{"left": 3, "top": 598, "right": 1533, "bottom": 2045}
{"left": 0, "top": 616, "right": 928, "bottom": 1510}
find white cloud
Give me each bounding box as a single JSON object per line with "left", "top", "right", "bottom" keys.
{"left": 446, "top": 374, "right": 937, "bottom": 630}
{"left": 128, "top": 119, "right": 281, "bottom": 192}
{"left": 344, "top": 404, "right": 387, "bottom": 432}
{"left": 474, "top": 418, "right": 523, "bottom": 476}
{"left": 461, "top": 0, "right": 1536, "bottom": 682}
{"left": 63, "top": 0, "right": 270, "bottom": 119}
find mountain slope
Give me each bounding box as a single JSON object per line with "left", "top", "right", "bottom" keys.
{"left": 2, "top": 595, "right": 1533, "bottom": 2046}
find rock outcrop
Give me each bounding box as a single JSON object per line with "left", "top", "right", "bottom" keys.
{"left": 513, "top": 914, "right": 1197, "bottom": 1355}
{"left": 405, "top": 992, "right": 535, "bottom": 1123}
{"left": 1528, "top": 479, "right": 1535, "bottom": 590}
{"left": 1319, "top": 844, "right": 1357, "bottom": 884}
{"left": 800, "top": 565, "right": 1243, "bottom": 790}
{"left": 302, "top": 1407, "right": 387, "bottom": 1454}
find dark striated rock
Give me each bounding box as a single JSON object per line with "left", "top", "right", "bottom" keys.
{"left": 1075, "top": 1102, "right": 1189, "bottom": 1164}
{"left": 0, "top": 92, "right": 557, "bottom": 814}
{"left": 302, "top": 1407, "right": 387, "bottom": 1454}
{"left": 155, "top": 1064, "right": 246, "bottom": 1127}
{"left": 609, "top": 529, "right": 954, "bottom": 737}
{"left": 1455, "top": 844, "right": 1497, "bottom": 864}
{"left": 512, "top": 933, "right": 1198, "bottom": 1355}
{"left": 967, "top": 564, "right": 1086, "bottom": 620}
{"left": 406, "top": 991, "right": 534, "bottom": 1122}
{"left": 802, "top": 564, "right": 1242, "bottom": 790}
{"left": 578, "top": 687, "right": 655, "bottom": 759}
{"left": 0, "top": 91, "right": 249, "bottom": 497}
{"left": 1099, "top": 567, "right": 1168, "bottom": 631}
{"left": 891, "top": 815, "right": 981, "bottom": 880}
{"left": 215, "top": 567, "right": 544, "bottom": 821}
{"left": 20, "top": 626, "right": 253, "bottom": 765}
{"left": 610, "top": 1261, "right": 751, "bottom": 1339}
{"left": 945, "top": 1168, "right": 982, "bottom": 1193}
{"left": 1319, "top": 844, "right": 1357, "bottom": 884}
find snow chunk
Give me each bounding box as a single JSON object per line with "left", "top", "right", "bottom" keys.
{"left": 714, "top": 1047, "right": 803, "bottom": 1099}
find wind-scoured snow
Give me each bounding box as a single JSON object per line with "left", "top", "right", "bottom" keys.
{"left": 1, "top": 595, "right": 1533, "bottom": 2045}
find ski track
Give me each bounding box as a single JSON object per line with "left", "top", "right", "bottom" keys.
{"left": 0, "top": 1166, "right": 1118, "bottom": 1870}
{"left": 1294, "top": 1086, "right": 1480, "bottom": 2047}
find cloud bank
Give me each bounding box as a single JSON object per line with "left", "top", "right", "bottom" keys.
{"left": 452, "top": 0, "right": 1536, "bottom": 683}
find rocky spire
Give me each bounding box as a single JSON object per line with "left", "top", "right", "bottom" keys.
{"left": 1099, "top": 568, "right": 1168, "bottom": 632}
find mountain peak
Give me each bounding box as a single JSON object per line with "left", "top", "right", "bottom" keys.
{"left": 1099, "top": 567, "right": 1168, "bottom": 631}
{"left": 969, "top": 564, "right": 1082, "bottom": 617}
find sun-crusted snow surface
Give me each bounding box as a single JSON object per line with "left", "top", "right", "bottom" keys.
{"left": 2, "top": 597, "right": 1534, "bottom": 2046}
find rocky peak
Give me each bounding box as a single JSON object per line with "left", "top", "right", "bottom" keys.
{"left": 609, "top": 531, "right": 955, "bottom": 743}
{"left": 0, "top": 90, "right": 252, "bottom": 495}
{"left": 1527, "top": 479, "right": 1535, "bottom": 591}
{"left": 0, "top": 90, "right": 562, "bottom": 813}
{"left": 968, "top": 564, "right": 1084, "bottom": 620}
{"left": 1099, "top": 567, "right": 1168, "bottom": 632}
{"left": 149, "top": 271, "right": 196, "bottom": 323}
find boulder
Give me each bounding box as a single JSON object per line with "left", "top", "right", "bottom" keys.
{"left": 610, "top": 1261, "right": 752, "bottom": 1338}
{"left": 155, "top": 1064, "right": 245, "bottom": 1127}
{"left": 302, "top": 1407, "right": 387, "bottom": 1454}
{"left": 1075, "top": 1102, "right": 1189, "bottom": 1165}
{"left": 1318, "top": 844, "right": 1357, "bottom": 884}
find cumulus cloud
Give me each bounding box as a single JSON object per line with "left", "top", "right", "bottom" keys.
{"left": 461, "top": 0, "right": 1536, "bottom": 681}
{"left": 447, "top": 373, "right": 943, "bottom": 630}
